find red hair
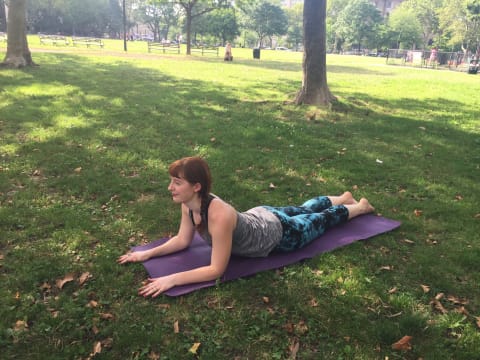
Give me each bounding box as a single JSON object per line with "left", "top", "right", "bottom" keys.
{"left": 168, "top": 157, "right": 212, "bottom": 199}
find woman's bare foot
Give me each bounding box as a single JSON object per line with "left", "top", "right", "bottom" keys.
{"left": 330, "top": 191, "right": 358, "bottom": 206}
{"left": 345, "top": 198, "right": 375, "bottom": 219}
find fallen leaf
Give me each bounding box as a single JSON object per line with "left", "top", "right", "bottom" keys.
{"left": 189, "top": 342, "right": 201, "bottom": 355}
{"left": 289, "top": 339, "right": 300, "bottom": 359}
{"left": 376, "top": 159, "right": 383, "bottom": 164}
{"left": 269, "top": 183, "right": 276, "bottom": 189}
{"left": 283, "top": 322, "right": 294, "bottom": 333}
{"left": 79, "top": 272, "right": 92, "bottom": 285}
{"left": 173, "top": 320, "right": 179, "bottom": 333}
{"left": 402, "top": 239, "right": 415, "bottom": 245}
{"left": 100, "top": 312, "right": 115, "bottom": 320}
{"left": 431, "top": 299, "right": 448, "bottom": 314}
{"left": 379, "top": 265, "right": 393, "bottom": 271}
{"left": 56, "top": 273, "right": 75, "bottom": 289}
{"left": 92, "top": 325, "right": 100, "bottom": 335}
{"left": 475, "top": 316, "right": 480, "bottom": 329}
{"left": 74, "top": 167, "right": 82, "bottom": 173}
{"left": 262, "top": 296, "right": 269, "bottom": 304}
{"left": 14, "top": 320, "right": 28, "bottom": 332}
{"left": 414, "top": 209, "right": 423, "bottom": 217}
{"left": 92, "top": 341, "right": 102, "bottom": 356}
{"left": 295, "top": 320, "right": 308, "bottom": 334}
{"left": 40, "top": 282, "right": 51, "bottom": 291}
{"left": 309, "top": 298, "right": 319, "bottom": 307}
{"left": 148, "top": 351, "right": 160, "bottom": 360}
{"left": 421, "top": 284, "right": 430, "bottom": 293}
{"left": 392, "top": 335, "right": 412, "bottom": 351}
{"left": 435, "top": 292, "right": 445, "bottom": 300}
{"left": 447, "top": 295, "right": 468, "bottom": 305}
{"left": 87, "top": 300, "right": 98, "bottom": 308}
{"left": 388, "top": 287, "right": 398, "bottom": 294}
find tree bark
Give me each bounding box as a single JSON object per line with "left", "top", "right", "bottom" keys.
{"left": 1, "top": 0, "right": 35, "bottom": 68}
{"left": 0, "top": 0, "right": 7, "bottom": 32}
{"left": 295, "top": 0, "right": 335, "bottom": 106}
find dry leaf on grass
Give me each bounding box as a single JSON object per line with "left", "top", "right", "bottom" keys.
{"left": 14, "top": 320, "right": 28, "bottom": 332}
{"left": 92, "top": 341, "right": 102, "bottom": 356}
{"left": 289, "top": 339, "right": 300, "bottom": 359}
{"left": 173, "top": 320, "right": 179, "bottom": 334}
{"left": 79, "top": 272, "right": 92, "bottom": 285}
{"left": 189, "top": 342, "right": 201, "bottom": 355}
{"left": 392, "top": 335, "right": 412, "bottom": 351}
{"left": 421, "top": 284, "right": 430, "bottom": 293}
{"left": 56, "top": 273, "right": 75, "bottom": 289}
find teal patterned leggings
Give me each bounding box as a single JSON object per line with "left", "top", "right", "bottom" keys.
{"left": 263, "top": 196, "right": 349, "bottom": 252}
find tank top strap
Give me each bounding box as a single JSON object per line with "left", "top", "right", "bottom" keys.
{"left": 189, "top": 194, "right": 215, "bottom": 226}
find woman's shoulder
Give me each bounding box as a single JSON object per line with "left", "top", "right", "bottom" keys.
{"left": 208, "top": 196, "right": 237, "bottom": 221}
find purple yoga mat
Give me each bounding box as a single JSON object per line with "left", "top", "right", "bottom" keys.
{"left": 133, "top": 214, "right": 400, "bottom": 296}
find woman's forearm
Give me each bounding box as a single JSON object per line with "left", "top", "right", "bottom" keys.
{"left": 145, "top": 235, "right": 190, "bottom": 259}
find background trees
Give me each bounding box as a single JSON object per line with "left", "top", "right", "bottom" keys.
{"left": 2, "top": 0, "right": 479, "bottom": 55}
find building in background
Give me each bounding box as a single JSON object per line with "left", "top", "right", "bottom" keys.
{"left": 371, "top": 0, "right": 404, "bottom": 16}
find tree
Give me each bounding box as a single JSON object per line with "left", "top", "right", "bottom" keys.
{"left": 285, "top": 3, "right": 303, "bottom": 50}
{"left": 438, "top": 0, "right": 480, "bottom": 54}
{"left": 193, "top": 7, "right": 238, "bottom": 44}
{"left": 175, "top": 0, "right": 230, "bottom": 54}
{"left": 388, "top": 5, "right": 422, "bottom": 49}
{"left": 1, "top": 0, "right": 34, "bottom": 68}
{"left": 295, "top": 0, "right": 335, "bottom": 106}
{"left": 248, "top": 2, "right": 287, "bottom": 48}
{"left": 402, "top": 0, "right": 443, "bottom": 49}
{"left": 0, "top": 0, "right": 7, "bottom": 32}
{"left": 137, "top": 0, "right": 179, "bottom": 41}
{"left": 335, "top": 0, "right": 383, "bottom": 51}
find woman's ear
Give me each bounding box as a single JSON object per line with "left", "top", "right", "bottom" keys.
{"left": 193, "top": 182, "right": 202, "bottom": 193}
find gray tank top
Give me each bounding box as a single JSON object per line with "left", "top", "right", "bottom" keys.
{"left": 198, "top": 205, "right": 283, "bottom": 257}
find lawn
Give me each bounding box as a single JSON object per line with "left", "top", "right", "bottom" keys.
{"left": 0, "top": 38, "right": 479, "bottom": 359}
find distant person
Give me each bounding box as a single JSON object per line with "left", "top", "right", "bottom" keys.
{"left": 224, "top": 42, "right": 233, "bottom": 61}
{"left": 429, "top": 47, "right": 438, "bottom": 67}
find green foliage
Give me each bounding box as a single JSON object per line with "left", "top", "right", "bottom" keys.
{"left": 0, "top": 43, "right": 479, "bottom": 359}
{"left": 247, "top": 2, "right": 288, "bottom": 47}
{"left": 334, "top": 0, "right": 383, "bottom": 50}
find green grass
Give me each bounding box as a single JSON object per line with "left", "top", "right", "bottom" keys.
{"left": 1, "top": 38, "right": 479, "bottom": 359}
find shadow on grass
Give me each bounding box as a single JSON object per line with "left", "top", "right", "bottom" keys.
{"left": 1, "top": 52, "right": 479, "bottom": 359}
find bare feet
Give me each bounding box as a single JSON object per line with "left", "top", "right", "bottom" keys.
{"left": 330, "top": 191, "right": 358, "bottom": 206}
{"left": 345, "top": 198, "right": 375, "bottom": 219}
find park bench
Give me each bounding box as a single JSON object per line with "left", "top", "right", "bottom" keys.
{"left": 190, "top": 46, "right": 219, "bottom": 56}
{"left": 0, "top": 32, "right": 6, "bottom": 43}
{"left": 147, "top": 42, "right": 180, "bottom": 54}
{"left": 39, "top": 34, "right": 69, "bottom": 46}
{"left": 72, "top": 37, "right": 104, "bottom": 48}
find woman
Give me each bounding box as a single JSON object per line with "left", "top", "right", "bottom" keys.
{"left": 118, "top": 156, "right": 374, "bottom": 297}
{"left": 224, "top": 42, "right": 233, "bottom": 61}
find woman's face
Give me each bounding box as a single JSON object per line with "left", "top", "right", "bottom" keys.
{"left": 168, "top": 176, "right": 199, "bottom": 203}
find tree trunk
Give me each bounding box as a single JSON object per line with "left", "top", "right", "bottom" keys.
{"left": 295, "top": 0, "right": 335, "bottom": 106}
{"left": 0, "top": 0, "right": 7, "bottom": 32}
{"left": 1, "top": 0, "right": 35, "bottom": 68}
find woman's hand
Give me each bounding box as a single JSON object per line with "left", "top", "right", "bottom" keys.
{"left": 138, "top": 276, "right": 176, "bottom": 298}
{"left": 117, "top": 250, "right": 150, "bottom": 264}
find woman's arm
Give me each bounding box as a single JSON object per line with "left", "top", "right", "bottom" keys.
{"left": 117, "top": 203, "right": 195, "bottom": 264}
{"left": 138, "top": 200, "right": 236, "bottom": 297}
